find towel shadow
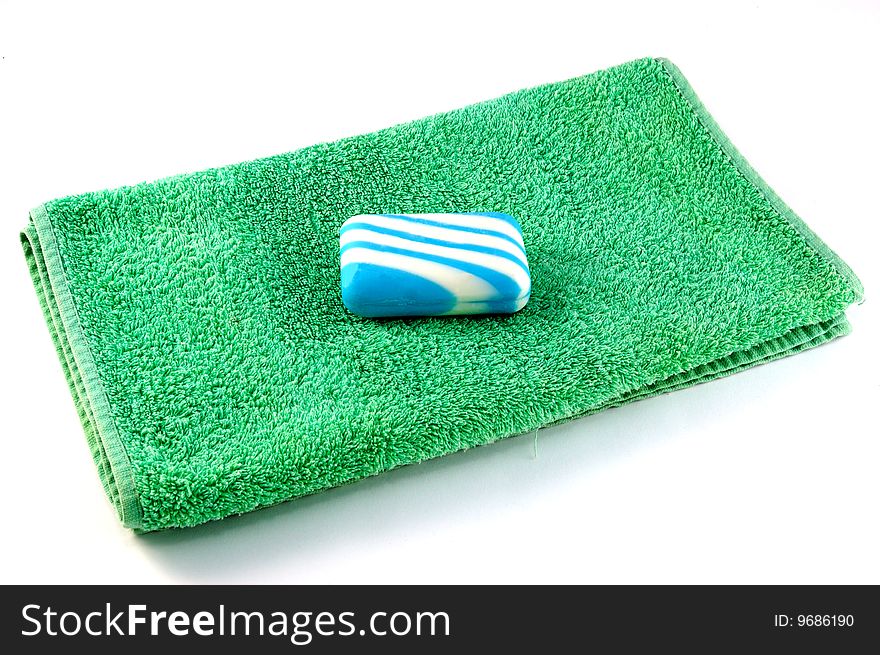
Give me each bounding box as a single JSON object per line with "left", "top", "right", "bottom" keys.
{"left": 137, "top": 354, "right": 797, "bottom": 582}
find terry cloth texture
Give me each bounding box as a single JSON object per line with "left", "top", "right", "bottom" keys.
{"left": 21, "top": 58, "right": 863, "bottom": 531}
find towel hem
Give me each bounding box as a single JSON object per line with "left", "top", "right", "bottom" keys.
{"left": 656, "top": 58, "right": 864, "bottom": 302}
{"left": 21, "top": 204, "right": 142, "bottom": 529}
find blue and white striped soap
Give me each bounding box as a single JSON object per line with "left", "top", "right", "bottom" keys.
{"left": 339, "top": 212, "right": 531, "bottom": 318}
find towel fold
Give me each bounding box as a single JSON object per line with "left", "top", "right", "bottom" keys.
{"left": 20, "top": 57, "right": 862, "bottom": 531}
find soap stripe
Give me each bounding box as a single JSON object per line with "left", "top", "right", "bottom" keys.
{"left": 340, "top": 249, "right": 499, "bottom": 302}
{"left": 341, "top": 242, "right": 527, "bottom": 298}
{"left": 463, "top": 212, "right": 524, "bottom": 230}
{"left": 341, "top": 220, "right": 527, "bottom": 262}
{"left": 382, "top": 214, "right": 526, "bottom": 249}
{"left": 340, "top": 224, "right": 529, "bottom": 271}
{"left": 405, "top": 211, "right": 523, "bottom": 233}
{"left": 344, "top": 215, "right": 526, "bottom": 255}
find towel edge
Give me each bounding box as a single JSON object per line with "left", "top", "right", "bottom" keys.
{"left": 656, "top": 57, "right": 865, "bottom": 303}
{"left": 24, "top": 203, "right": 143, "bottom": 530}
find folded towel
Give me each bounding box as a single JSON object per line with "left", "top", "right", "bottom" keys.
{"left": 20, "top": 57, "right": 863, "bottom": 531}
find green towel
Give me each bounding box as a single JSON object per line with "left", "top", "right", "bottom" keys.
{"left": 20, "top": 57, "right": 862, "bottom": 532}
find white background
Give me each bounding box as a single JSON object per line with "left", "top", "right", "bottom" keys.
{"left": 1, "top": 0, "right": 877, "bottom": 584}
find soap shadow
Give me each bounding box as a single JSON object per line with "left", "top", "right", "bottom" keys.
{"left": 137, "top": 350, "right": 807, "bottom": 582}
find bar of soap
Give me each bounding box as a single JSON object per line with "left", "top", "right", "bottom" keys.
{"left": 340, "top": 212, "right": 531, "bottom": 317}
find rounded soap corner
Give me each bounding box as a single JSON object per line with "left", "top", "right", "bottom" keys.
{"left": 468, "top": 211, "right": 523, "bottom": 233}
{"left": 340, "top": 285, "right": 361, "bottom": 317}
{"left": 339, "top": 214, "right": 358, "bottom": 233}
{"left": 512, "top": 291, "right": 531, "bottom": 314}
{"left": 499, "top": 212, "right": 524, "bottom": 232}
